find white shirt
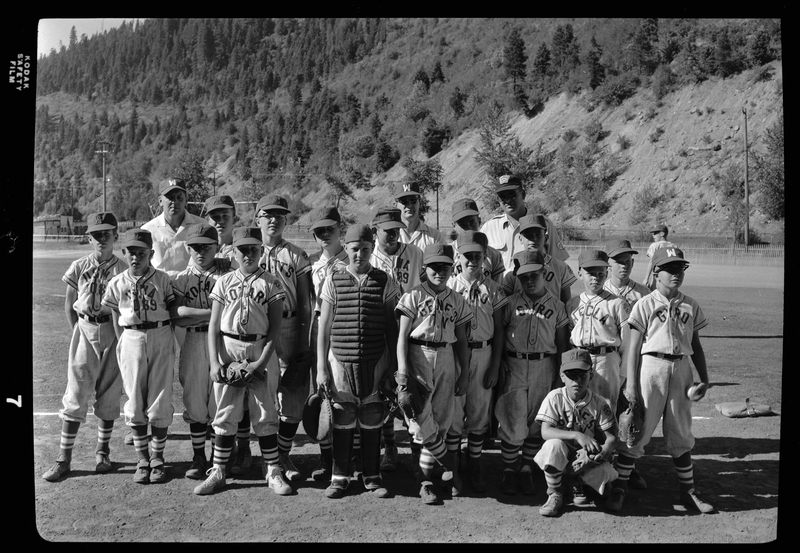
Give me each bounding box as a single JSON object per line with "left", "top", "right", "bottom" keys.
{"left": 398, "top": 220, "right": 444, "bottom": 251}
{"left": 481, "top": 213, "right": 569, "bottom": 275}
{"left": 141, "top": 211, "right": 208, "bottom": 278}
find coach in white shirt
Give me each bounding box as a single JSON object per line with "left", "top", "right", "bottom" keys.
{"left": 394, "top": 182, "right": 444, "bottom": 250}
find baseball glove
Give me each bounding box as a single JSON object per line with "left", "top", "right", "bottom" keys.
{"left": 281, "top": 351, "right": 313, "bottom": 388}
{"left": 225, "top": 360, "right": 263, "bottom": 388}
{"left": 394, "top": 372, "right": 429, "bottom": 421}
{"left": 617, "top": 389, "right": 644, "bottom": 448}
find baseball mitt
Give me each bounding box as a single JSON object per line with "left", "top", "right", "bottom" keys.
{"left": 394, "top": 372, "right": 429, "bottom": 421}
{"left": 618, "top": 389, "right": 644, "bottom": 448}
{"left": 225, "top": 360, "right": 263, "bottom": 388}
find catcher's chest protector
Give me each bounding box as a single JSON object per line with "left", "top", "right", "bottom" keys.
{"left": 330, "top": 269, "right": 388, "bottom": 362}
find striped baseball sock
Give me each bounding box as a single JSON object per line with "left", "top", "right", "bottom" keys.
{"left": 382, "top": 419, "right": 396, "bottom": 448}
{"left": 500, "top": 440, "right": 521, "bottom": 470}
{"left": 614, "top": 453, "right": 635, "bottom": 490}
{"left": 422, "top": 435, "right": 448, "bottom": 466}
{"left": 257, "top": 434, "right": 279, "bottom": 467}
{"left": 352, "top": 426, "right": 361, "bottom": 456}
{"left": 96, "top": 419, "right": 114, "bottom": 455}
{"left": 58, "top": 421, "right": 80, "bottom": 462}
{"left": 189, "top": 423, "right": 208, "bottom": 458}
{"left": 236, "top": 416, "right": 251, "bottom": 450}
{"left": 673, "top": 452, "right": 694, "bottom": 491}
{"left": 277, "top": 421, "right": 299, "bottom": 454}
{"left": 445, "top": 432, "right": 462, "bottom": 456}
{"left": 521, "top": 437, "right": 541, "bottom": 467}
{"left": 131, "top": 425, "right": 150, "bottom": 462}
{"left": 150, "top": 426, "right": 168, "bottom": 461}
{"left": 212, "top": 435, "right": 236, "bottom": 467}
{"left": 467, "top": 432, "right": 486, "bottom": 460}
{"left": 543, "top": 465, "right": 563, "bottom": 494}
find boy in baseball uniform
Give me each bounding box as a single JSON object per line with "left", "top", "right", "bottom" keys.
{"left": 565, "top": 249, "right": 631, "bottom": 411}
{"left": 255, "top": 194, "right": 313, "bottom": 482}
{"left": 445, "top": 231, "right": 507, "bottom": 493}
{"left": 43, "top": 213, "right": 128, "bottom": 482}
{"left": 450, "top": 198, "right": 505, "bottom": 283}
{"left": 495, "top": 251, "right": 569, "bottom": 496}
{"left": 102, "top": 229, "right": 176, "bottom": 484}
{"left": 396, "top": 244, "right": 473, "bottom": 504}
{"left": 193, "top": 227, "right": 292, "bottom": 496}
{"left": 534, "top": 348, "right": 618, "bottom": 516}
{"left": 316, "top": 224, "right": 401, "bottom": 499}
{"left": 204, "top": 194, "right": 238, "bottom": 271}
{"left": 170, "top": 223, "right": 231, "bottom": 480}
{"left": 606, "top": 247, "right": 715, "bottom": 514}
{"left": 604, "top": 240, "right": 650, "bottom": 307}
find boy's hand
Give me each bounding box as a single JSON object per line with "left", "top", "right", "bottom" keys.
{"left": 316, "top": 363, "right": 331, "bottom": 395}
{"left": 483, "top": 365, "right": 499, "bottom": 389}
{"left": 573, "top": 432, "right": 600, "bottom": 454}
{"left": 210, "top": 361, "right": 227, "bottom": 384}
{"left": 455, "top": 373, "right": 468, "bottom": 396}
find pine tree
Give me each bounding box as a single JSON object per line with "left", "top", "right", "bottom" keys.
{"left": 585, "top": 35, "right": 605, "bottom": 90}
{"left": 503, "top": 27, "right": 528, "bottom": 88}
{"left": 431, "top": 60, "right": 445, "bottom": 84}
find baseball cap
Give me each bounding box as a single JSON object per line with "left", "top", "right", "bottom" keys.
{"left": 232, "top": 227, "right": 263, "bottom": 247}
{"left": 86, "top": 212, "right": 118, "bottom": 232}
{"left": 652, "top": 246, "right": 689, "bottom": 268}
{"left": 423, "top": 244, "right": 455, "bottom": 265}
{"left": 255, "top": 194, "right": 291, "bottom": 214}
{"left": 494, "top": 174, "right": 523, "bottom": 193}
{"left": 578, "top": 249, "right": 610, "bottom": 269}
{"left": 650, "top": 223, "right": 668, "bottom": 234}
{"left": 513, "top": 251, "right": 545, "bottom": 276}
{"left": 121, "top": 228, "right": 153, "bottom": 249}
{"left": 519, "top": 214, "right": 547, "bottom": 234}
{"left": 309, "top": 206, "right": 341, "bottom": 230}
{"left": 372, "top": 207, "right": 406, "bottom": 230}
{"left": 160, "top": 177, "right": 187, "bottom": 196}
{"left": 606, "top": 239, "right": 639, "bottom": 258}
{"left": 344, "top": 224, "right": 375, "bottom": 244}
{"left": 561, "top": 348, "right": 593, "bottom": 372}
{"left": 185, "top": 223, "right": 219, "bottom": 245}
{"left": 395, "top": 182, "right": 421, "bottom": 200}
{"left": 203, "top": 195, "right": 236, "bottom": 215}
{"left": 451, "top": 198, "right": 480, "bottom": 222}
{"left": 457, "top": 231, "right": 488, "bottom": 254}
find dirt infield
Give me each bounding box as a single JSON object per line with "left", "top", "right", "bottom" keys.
{"left": 30, "top": 250, "right": 783, "bottom": 543}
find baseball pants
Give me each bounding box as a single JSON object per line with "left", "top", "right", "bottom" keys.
{"left": 588, "top": 350, "right": 621, "bottom": 412}
{"left": 404, "top": 343, "right": 456, "bottom": 445}
{"left": 450, "top": 344, "right": 493, "bottom": 437}
{"left": 60, "top": 318, "right": 123, "bottom": 423}
{"left": 495, "top": 355, "right": 559, "bottom": 446}
{"left": 617, "top": 354, "right": 696, "bottom": 460}
{"left": 117, "top": 325, "right": 175, "bottom": 428}
{"left": 178, "top": 330, "right": 216, "bottom": 425}
{"left": 277, "top": 314, "right": 310, "bottom": 423}
{"left": 212, "top": 336, "right": 281, "bottom": 436}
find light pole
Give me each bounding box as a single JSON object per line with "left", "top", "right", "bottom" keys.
{"left": 95, "top": 140, "right": 113, "bottom": 212}
{"left": 742, "top": 107, "right": 750, "bottom": 250}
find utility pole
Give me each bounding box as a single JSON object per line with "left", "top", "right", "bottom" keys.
{"left": 95, "top": 140, "right": 113, "bottom": 212}
{"left": 742, "top": 107, "right": 750, "bottom": 250}
{"left": 435, "top": 182, "right": 441, "bottom": 228}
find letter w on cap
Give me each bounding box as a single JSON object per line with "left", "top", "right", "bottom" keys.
{"left": 666, "top": 248, "right": 677, "bottom": 257}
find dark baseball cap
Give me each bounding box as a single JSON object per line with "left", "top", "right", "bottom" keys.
{"left": 578, "top": 249, "right": 610, "bottom": 269}
{"left": 561, "top": 348, "right": 593, "bottom": 372}
{"left": 519, "top": 214, "right": 547, "bottom": 234}
{"left": 457, "top": 231, "right": 488, "bottom": 254}
{"left": 186, "top": 223, "right": 219, "bottom": 245}
{"left": 652, "top": 246, "right": 689, "bottom": 268}
{"left": 372, "top": 207, "right": 406, "bottom": 230}
{"left": 395, "top": 182, "right": 421, "bottom": 200}
{"left": 423, "top": 244, "right": 455, "bottom": 265}
{"left": 203, "top": 195, "right": 236, "bottom": 215}
{"left": 160, "top": 177, "right": 187, "bottom": 196}
{"left": 606, "top": 240, "right": 639, "bottom": 258}
{"left": 121, "top": 228, "right": 153, "bottom": 249}
{"left": 650, "top": 223, "right": 668, "bottom": 234}
{"left": 494, "top": 174, "right": 523, "bottom": 193}
{"left": 232, "top": 227, "right": 263, "bottom": 247}
{"left": 256, "top": 194, "right": 291, "bottom": 214}
{"left": 452, "top": 198, "right": 480, "bottom": 222}
{"left": 513, "top": 251, "right": 545, "bottom": 275}
{"left": 309, "top": 206, "right": 341, "bottom": 230}
{"left": 344, "top": 224, "right": 375, "bottom": 244}
{"left": 86, "top": 212, "right": 118, "bottom": 232}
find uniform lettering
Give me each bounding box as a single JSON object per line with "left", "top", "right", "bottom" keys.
{"left": 225, "top": 286, "right": 270, "bottom": 305}
{"left": 515, "top": 303, "right": 554, "bottom": 319}
{"left": 655, "top": 306, "right": 691, "bottom": 324}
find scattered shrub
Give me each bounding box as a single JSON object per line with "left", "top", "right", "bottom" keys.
{"left": 648, "top": 126, "right": 664, "bottom": 143}
{"left": 616, "top": 134, "right": 632, "bottom": 150}
{"left": 563, "top": 129, "right": 579, "bottom": 142}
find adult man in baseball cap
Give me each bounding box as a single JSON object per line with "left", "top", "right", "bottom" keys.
{"left": 394, "top": 182, "right": 444, "bottom": 250}
{"left": 643, "top": 223, "right": 677, "bottom": 289}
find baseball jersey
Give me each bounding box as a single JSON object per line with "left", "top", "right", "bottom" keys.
{"left": 627, "top": 290, "right": 708, "bottom": 356}
{"left": 501, "top": 254, "right": 577, "bottom": 299}
{"left": 216, "top": 243, "right": 239, "bottom": 271}
{"left": 62, "top": 254, "right": 128, "bottom": 317}
{"left": 102, "top": 266, "right": 175, "bottom": 327}
{"left": 451, "top": 240, "right": 505, "bottom": 282}
{"left": 604, "top": 279, "right": 650, "bottom": 307}
{"left": 259, "top": 238, "right": 311, "bottom": 314}
{"left": 447, "top": 273, "right": 508, "bottom": 342}
{"left": 320, "top": 265, "right": 401, "bottom": 307}
{"left": 398, "top": 220, "right": 444, "bottom": 250}
{"left": 141, "top": 211, "right": 208, "bottom": 277}
{"left": 209, "top": 267, "right": 286, "bottom": 336}
{"left": 646, "top": 239, "right": 678, "bottom": 258}
{"left": 481, "top": 212, "right": 569, "bottom": 274}
{"left": 172, "top": 263, "right": 231, "bottom": 328}
{"left": 309, "top": 247, "right": 349, "bottom": 313}
{"left": 503, "top": 291, "right": 569, "bottom": 354}
{"left": 535, "top": 387, "right": 615, "bottom": 440}
{"left": 565, "top": 290, "right": 631, "bottom": 348}
{"left": 370, "top": 242, "right": 425, "bottom": 295}
{"left": 396, "top": 282, "right": 474, "bottom": 344}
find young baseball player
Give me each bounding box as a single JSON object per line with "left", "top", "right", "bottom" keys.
{"left": 534, "top": 348, "right": 618, "bottom": 516}
{"left": 501, "top": 214, "right": 576, "bottom": 304}
{"left": 170, "top": 223, "right": 232, "bottom": 480}
{"left": 101, "top": 228, "right": 177, "bottom": 484}
{"left": 445, "top": 231, "right": 507, "bottom": 493}
{"left": 316, "top": 224, "right": 401, "bottom": 499}
{"left": 308, "top": 206, "right": 349, "bottom": 482}
{"left": 395, "top": 244, "right": 473, "bottom": 504}
{"left": 450, "top": 198, "right": 505, "bottom": 283}
{"left": 193, "top": 227, "right": 292, "bottom": 496}
{"left": 394, "top": 182, "right": 444, "bottom": 250}
{"left": 255, "top": 193, "right": 313, "bottom": 483}
{"left": 204, "top": 194, "right": 238, "bottom": 271}
{"left": 604, "top": 240, "right": 650, "bottom": 307}
{"left": 643, "top": 223, "right": 677, "bottom": 289}
{"left": 495, "top": 251, "right": 570, "bottom": 496}
{"left": 565, "top": 249, "right": 631, "bottom": 411}
{"left": 42, "top": 213, "right": 128, "bottom": 482}
{"left": 606, "top": 247, "right": 715, "bottom": 514}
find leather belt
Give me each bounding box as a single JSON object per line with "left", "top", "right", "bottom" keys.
{"left": 582, "top": 345, "right": 619, "bottom": 355}
{"left": 187, "top": 325, "right": 209, "bottom": 333}
{"left": 506, "top": 350, "right": 551, "bottom": 360}
{"left": 283, "top": 311, "right": 297, "bottom": 319}
{"left": 645, "top": 352, "right": 684, "bottom": 361}
{"left": 410, "top": 338, "right": 447, "bottom": 349}
{"left": 222, "top": 331, "right": 266, "bottom": 342}
{"left": 122, "top": 320, "right": 170, "bottom": 331}
{"left": 468, "top": 339, "right": 493, "bottom": 349}
{"left": 79, "top": 313, "right": 111, "bottom": 324}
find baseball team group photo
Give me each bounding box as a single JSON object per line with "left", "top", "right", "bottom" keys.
{"left": 30, "top": 18, "right": 782, "bottom": 543}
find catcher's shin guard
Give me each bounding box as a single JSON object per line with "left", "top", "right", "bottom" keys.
{"left": 359, "top": 427, "right": 382, "bottom": 478}
{"left": 331, "top": 427, "right": 355, "bottom": 479}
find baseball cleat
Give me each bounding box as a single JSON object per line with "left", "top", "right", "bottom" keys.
{"left": 230, "top": 446, "right": 253, "bottom": 476}
{"left": 42, "top": 460, "right": 71, "bottom": 482}
{"left": 539, "top": 491, "right": 563, "bottom": 517}
{"left": 265, "top": 464, "right": 293, "bottom": 495}
{"left": 628, "top": 469, "right": 648, "bottom": 490}
{"left": 605, "top": 487, "right": 626, "bottom": 512}
{"left": 278, "top": 453, "right": 303, "bottom": 482}
{"left": 133, "top": 459, "right": 151, "bottom": 484}
{"left": 380, "top": 444, "right": 398, "bottom": 472}
{"left": 194, "top": 466, "right": 226, "bottom": 495}
{"left": 419, "top": 482, "right": 440, "bottom": 505}
{"left": 364, "top": 475, "right": 390, "bottom": 498}
{"left": 501, "top": 469, "right": 517, "bottom": 495}
{"left": 185, "top": 454, "right": 207, "bottom": 480}
{"left": 95, "top": 452, "right": 113, "bottom": 473}
{"left": 470, "top": 461, "right": 487, "bottom": 493}
{"left": 681, "top": 488, "right": 716, "bottom": 514}
{"left": 518, "top": 469, "right": 536, "bottom": 495}
{"left": 571, "top": 483, "right": 589, "bottom": 506}
{"left": 149, "top": 459, "right": 167, "bottom": 483}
